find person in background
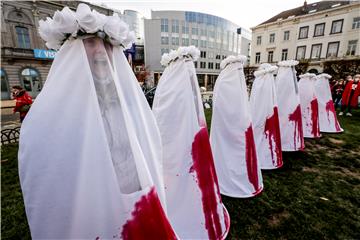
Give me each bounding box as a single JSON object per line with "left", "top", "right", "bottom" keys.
{"left": 339, "top": 74, "right": 360, "bottom": 116}
{"left": 333, "top": 79, "right": 345, "bottom": 108}
{"left": 12, "top": 85, "right": 33, "bottom": 122}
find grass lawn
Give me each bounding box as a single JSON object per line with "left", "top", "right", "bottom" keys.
{"left": 2, "top": 110, "right": 360, "bottom": 239}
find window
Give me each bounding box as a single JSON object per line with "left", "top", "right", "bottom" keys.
{"left": 347, "top": 40, "right": 358, "bottom": 56}
{"left": 255, "top": 52, "right": 261, "bottom": 64}
{"left": 257, "top": 36, "right": 262, "bottom": 45}
{"left": 20, "top": 68, "right": 42, "bottom": 96}
{"left": 191, "top": 39, "right": 198, "bottom": 47}
{"left": 161, "top": 48, "right": 169, "bottom": 55}
{"left": 267, "top": 51, "right": 274, "bottom": 62}
{"left": 281, "top": 49, "right": 288, "bottom": 61}
{"left": 284, "top": 31, "right": 290, "bottom": 41}
{"left": 208, "top": 62, "right": 214, "bottom": 69}
{"left": 1, "top": 69, "right": 10, "bottom": 100}
{"left": 330, "top": 19, "right": 343, "bottom": 34}
{"left": 192, "top": 27, "right": 198, "bottom": 35}
{"left": 208, "top": 51, "right": 214, "bottom": 59}
{"left": 182, "top": 24, "right": 189, "bottom": 34}
{"left": 352, "top": 17, "right": 360, "bottom": 29}
{"left": 182, "top": 38, "right": 189, "bottom": 46}
{"left": 326, "top": 42, "right": 339, "bottom": 57}
{"left": 171, "top": 20, "right": 179, "bottom": 33}
{"left": 200, "top": 51, "right": 206, "bottom": 58}
{"left": 269, "top": 33, "right": 275, "bottom": 43}
{"left": 200, "top": 62, "right": 206, "bottom": 68}
{"left": 215, "top": 63, "right": 220, "bottom": 69}
{"left": 296, "top": 46, "right": 306, "bottom": 60}
{"left": 194, "top": 61, "right": 198, "bottom": 68}
{"left": 15, "top": 26, "right": 31, "bottom": 49}
{"left": 200, "top": 29, "right": 207, "bottom": 36}
{"left": 216, "top": 54, "right": 221, "bottom": 60}
{"left": 161, "top": 37, "right": 169, "bottom": 45}
{"left": 208, "top": 41, "right": 214, "bottom": 49}
{"left": 299, "top": 26, "right": 309, "bottom": 39}
{"left": 161, "top": 18, "right": 168, "bottom": 32}
{"left": 171, "top": 37, "right": 179, "bottom": 46}
{"left": 314, "top": 23, "right": 325, "bottom": 37}
{"left": 310, "top": 44, "right": 322, "bottom": 59}
{"left": 200, "top": 40, "right": 207, "bottom": 48}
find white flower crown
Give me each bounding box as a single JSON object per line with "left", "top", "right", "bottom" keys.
{"left": 299, "top": 73, "right": 317, "bottom": 79}
{"left": 220, "top": 55, "right": 247, "bottom": 69}
{"left": 254, "top": 63, "right": 278, "bottom": 77}
{"left": 316, "top": 73, "right": 332, "bottom": 79}
{"left": 277, "top": 60, "right": 299, "bottom": 67}
{"left": 160, "top": 46, "right": 200, "bottom": 66}
{"left": 38, "top": 3, "right": 135, "bottom": 50}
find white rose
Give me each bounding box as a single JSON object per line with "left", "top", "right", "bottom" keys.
{"left": 168, "top": 49, "right": 179, "bottom": 62}
{"left": 104, "top": 15, "right": 129, "bottom": 45}
{"left": 53, "top": 7, "right": 78, "bottom": 34}
{"left": 76, "top": 3, "right": 102, "bottom": 33}
{"left": 38, "top": 18, "right": 65, "bottom": 45}
{"left": 45, "top": 41, "right": 62, "bottom": 50}
{"left": 160, "top": 53, "right": 170, "bottom": 66}
{"left": 122, "top": 31, "right": 135, "bottom": 49}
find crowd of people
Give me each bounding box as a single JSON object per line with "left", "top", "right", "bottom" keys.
{"left": 330, "top": 74, "right": 360, "bottom": 116}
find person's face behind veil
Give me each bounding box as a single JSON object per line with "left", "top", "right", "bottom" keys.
{"left": 83, "top": 37, "right": 113, "bottom": 80}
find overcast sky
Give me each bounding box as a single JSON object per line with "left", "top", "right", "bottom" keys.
{"left": 87, "top": 0, "right": 313, "bottom": 30}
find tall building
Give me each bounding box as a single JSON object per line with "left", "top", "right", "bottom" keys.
{"left": 250, "top": 1, "right": 360, "bottom": 73}
{"left": 1, "top": 1, "right": 144, "bottom": 100}
{"left": 144, "top": 10, "right": 251, "bottom": 90}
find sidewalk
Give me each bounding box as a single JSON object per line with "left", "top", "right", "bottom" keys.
{"left": 1, "top": 100, "right": 21, "bottom": 129}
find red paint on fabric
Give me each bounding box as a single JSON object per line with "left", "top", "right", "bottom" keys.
{"left": 288, "top": 105, "right": 305, "bottom": 150}
{"left": 121, "top": 187, "right": 177, "bottom": 240}
{"left": 264, "top": 107, "right": 283, "bottom": 167}
{"left": 310, "top": 99, "right": 320, "bottom": 137}
{"left": 190, "top": 127, "right": 224, "bottom": 240}
{"left": 325, "top": 100, "right": 341, "bottom": 132}
{"left": 245, "top": 126, "right": 260, "bottom": 193}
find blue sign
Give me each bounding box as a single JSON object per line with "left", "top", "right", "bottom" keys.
{"left": 33, "top": 49, "right": 57, "bottom": 59}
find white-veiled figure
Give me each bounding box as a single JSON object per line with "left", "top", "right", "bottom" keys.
{"left": 250, "top": 63, "right": 283, "bottom": 170}
{"left": 210, "top": 55, "right": 263, "bottom": 198}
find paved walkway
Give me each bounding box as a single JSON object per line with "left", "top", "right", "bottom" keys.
{"left": 1, "top": 100, "right": 21, "bottom": 129}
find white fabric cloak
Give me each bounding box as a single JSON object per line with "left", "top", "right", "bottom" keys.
{"left": 152, "top": 51, "right": 230, "bottom": 239}
{"left": 18, "top": 38, "right": 177, "bottom": 239}
{"left": 250, "top": 64, "right": 283, "bottom": 170}
{"left": 314, "top": 73, "right": 343, "bottom": 133}
{"left": 299, "top": 73, "right": 321, "bottom": 138}
{"left": 276, "top": 60, "right": 305, "bottom": 151}
{"left": 210, "top": 55, "right": 263, "bottom": 198}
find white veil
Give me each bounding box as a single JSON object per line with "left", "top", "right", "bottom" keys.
{"left": 298, "top": 73, "right": 321, "bottom": 138}
{"left": 210, "top": 55, "right": 263, "bottom": 198}
{"left": 275, "top": 60, "right": 304, "bottom": 151}
{"left": 153, "top": 47, "right": 230, "bottom": 239}
{"left": 314, "top": 73, "right": 343, "bottom": 133}
{"left": 18, "top": 4, "right": 176, "bottom": 239}
{"left": 250, "top": 63, "right": 283, "bottom": 170}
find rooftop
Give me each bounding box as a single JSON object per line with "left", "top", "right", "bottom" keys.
{"left": 257, "top": 0, "right": 351, "bottom": 27}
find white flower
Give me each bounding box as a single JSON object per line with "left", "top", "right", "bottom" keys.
{"left": 277, "top": 60, "right": 299, "bottom": 67}
{"left": 104, "top": 15, "right": 129, "bottom": 45}
{"left": 52, "top": 7, "right": 78, "bottom": 34}
{"left": 254, "top": 63, "right": 278, "bottom": 77}
{"left": 220, "top": 55, "right": 247, "bottom": 69}
{"left": 168, "top": 49, "right": 179, "bottom": 62}
{"left": 299, "top": 73, "right": 317, "bottom": 79}
{"left": 160, "top": 53, "right": 171, "bottom": 66}
{"left": 38, "top": 17, "right": 65, "bottom": 50}
{"left": 122, "top": 31, "right": 136, "bottom": 49}
{"left": 177, "top": 45, "right": 200, "bottom": 61}
{"left": 76, "top": 3, "right": 103, "bottom": 33}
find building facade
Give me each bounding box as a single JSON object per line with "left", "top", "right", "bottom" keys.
{"left": 144, "top": 10, "right": 251, "bottom": 90}
{"left": 250, "top": 1, "right": 360, "bottom": 73}
{"left": 1, "top": 1, "right": 144, "bottom": 100}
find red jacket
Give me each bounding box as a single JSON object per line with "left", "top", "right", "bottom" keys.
{"left": 342, "top": 81, "right": 360, "bottom": 108}
{"left": 13, "top": 91, "right": 33, "bottom": 117}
